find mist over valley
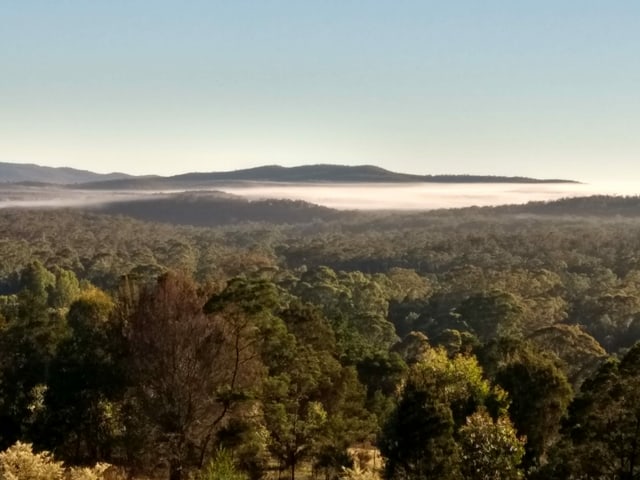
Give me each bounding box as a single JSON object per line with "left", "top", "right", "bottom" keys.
{"left": 1, "top": 179, "right": 638, "bottom": 213}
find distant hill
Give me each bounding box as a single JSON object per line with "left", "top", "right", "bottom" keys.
{"left": 0, "top": 161, "right": 578, "bottom": 189}
{"left": 496, "top": 195, "right": 640, "bottom": 216}
{"left": 91, "top": 191, "right": 349, "bottom": 226}
{"left": 0, "top": 162, "right": 134, "bottom": 184}
{"left": 84, "top": 194, "right": 640, "bottom": 229}
{"left": 75, "top": 164, "right": 577, "bottom": 190}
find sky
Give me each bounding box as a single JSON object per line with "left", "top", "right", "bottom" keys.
{"left": 1, "top": 1, "right": 639, "bottom": 182}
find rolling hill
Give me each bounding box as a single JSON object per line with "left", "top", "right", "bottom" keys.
{"left": 0, "top": 162, "right": 134, "bottom": 184}
{"left": 91, "top": 191, "right": 349, "bottom": 226}
{"left": 75, "top": 164, "right": 577, "bottom": 190}
{"left": 0, "top": 162, "right": 577, "bottom": 188}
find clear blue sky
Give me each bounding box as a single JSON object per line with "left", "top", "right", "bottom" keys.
{"left": 1, "top": 1, "right": 638, "bottom": 181}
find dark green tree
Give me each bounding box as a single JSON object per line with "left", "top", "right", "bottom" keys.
{"left": 456, "top": 290, "right": 524, "bottom": 342}
{"left": 380, "top": 346, "right": 501, "bottom": 480}
{"left": 380, "top": 382, "right": 460, "bottom": 480}
{"left": 41, "top": 288, "right": 127, "bottom": 463}
{"left": 556, "top": 343, "right": 640, "bottom": 479}
{"left": 480, "top": 339, "right": 572, "bottom": 468}
{"left": 0, "top": 262, "right": 68, "bottom": 448}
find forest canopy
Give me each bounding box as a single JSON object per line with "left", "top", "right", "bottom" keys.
{"left": 2, "top": 195, "right": 640, "bottom": 479}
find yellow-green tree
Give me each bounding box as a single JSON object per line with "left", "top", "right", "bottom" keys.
{"left": 459, "top": 409, "right": 525, "bottom": 480}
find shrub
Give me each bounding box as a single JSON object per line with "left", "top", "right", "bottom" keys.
{"left": 66, "top": 464, "right": 111, "bottom": 480}
{"left": 0, "top": 442, "right": 111, "bottom": 480}
{"left": 0, "top": 441, "right": 64, "bottom": 480}
{"left": 191, "top": 449, "right": 247, "bottom": 480}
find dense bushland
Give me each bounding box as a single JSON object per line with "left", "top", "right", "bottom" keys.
{"left": 2, "top": 199, "right": 640, "bottom": 479}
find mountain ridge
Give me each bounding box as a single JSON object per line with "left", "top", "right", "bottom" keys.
{"left": 75, "top": 164, "right": 578, "bottom": 190}
{"left": 0, "top": 161, "right": 134, "bottom": 184}
{"left": 0, "top": 162, "right": 579, "bottom": 188}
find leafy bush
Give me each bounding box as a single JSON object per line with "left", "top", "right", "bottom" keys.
{"left": 66, "top": 464, "right": 111, "bottom": 480}
{"left": 191, "top": 449, "right": 247, "bottom": 480}
{"left": 0, "top": 442, "right": 111, "bottom": 480}
{"left": 0, "top": 442, "right": 63, "bottom": 480}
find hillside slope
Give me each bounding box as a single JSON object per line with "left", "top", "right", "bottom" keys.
{"left": 0, "top": 162, "right": 133, "bottom": 184}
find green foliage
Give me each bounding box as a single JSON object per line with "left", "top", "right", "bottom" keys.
{"left": 527, "top": 324, "right": 607, "bottom": 388}
{"left": 259, "top": 297, "right": 375, "bottom": 480}
{"left": 383, "top": 268, "right": 432, "bottom": 302}
{"left": 0, "top": 263, "right": 71, "bottom": 449}
{"left": 7, "top": 203, "right": 640, "bottom": 479}
{"left": 262, "top": 348, "right": 332, "bottom": 479}
{"left": 408, "top": 346, "right": 497, "bottom": 425}
{"left": 0, "top": 442, "right": 111, "bottom": 480}
{"left": 190, "top": 448, "right": 247, "bottom": 480}
{"left": 457, "top": 290, "right": 524, "bottom": 342}
{"left": 18, "top": 262, "right": 56, "bottom": 312}
{"left": 554, "top": 343, "right": 640, "bottom": 479}
{"left": 380, "top": 346, "right": 503, "bottom": 480}
{"left": 356, "top": 351, "right": 407, "bottom": 424}
{"left": 292, "top": 267, "right": 398, "bottom": 363}
{"left": 66, "top": 463, "right": 111, "bottom": 480}
{"left": 459, "top": 409, "right": 525, "bottom": 480}
{"left": 40, "top": 288, "right": 126, "bottom": 463}
{"left": 205, "top": 277, "right": 281, "bottom": 316}
{"left": 214, "top": 417, "right": 269, "bottom": 480}
{"left": 48, "top": 267, "right": 81, "bottom": 311}
{"left": 380, "top": 386, "right": 460, "bottom": 480}
{"left": 480, "top": 339, "right": 573, "bottom": 468}
{"left": 0, "top": 441, "right": 63, "bottom": 480}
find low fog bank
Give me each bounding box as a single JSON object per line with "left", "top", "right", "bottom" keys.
{"left": 0, "top": 186, "right": 159, "bottom": 209}
{"left": 1, "top": 182, "right": 638, "bottom": 211}
{"left": 217, "top": 182, "right": 640, "bottom": 210}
